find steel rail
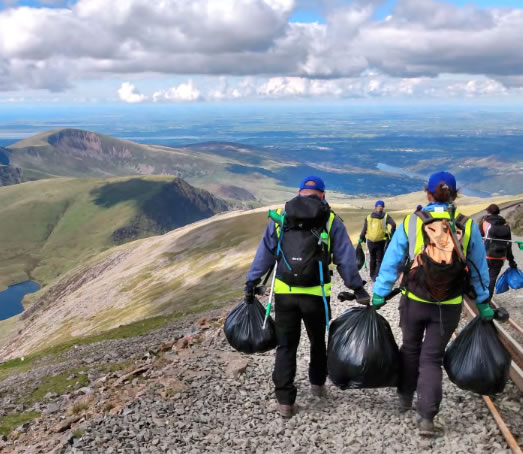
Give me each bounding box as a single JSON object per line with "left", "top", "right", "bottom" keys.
{"left": 458, "top": 300, "right": 523, "bottom": 454}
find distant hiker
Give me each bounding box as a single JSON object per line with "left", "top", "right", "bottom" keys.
{"left": 245, "top": 176, "right": 369, "bottom": 418}
{"left": 372, "top": 171, "right": 490, "bottom": 436}
{"left": 416, "top": 205, "right": 423, "bottom": 212}
{"left": 479, "top": 203, "right": 517, "bottom": 297}
{"left": 359, "top": 200, "right": 396, "bottom": 281}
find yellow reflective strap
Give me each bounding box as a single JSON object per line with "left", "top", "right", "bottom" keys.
{"left": 462, "top": 218, "right": 472, "bottom": 257}
{"left": 274, "top": 278, "right": 331, "bottom": 296}
{"left": 401, "top": 289, "right": 463, "bottom": 305}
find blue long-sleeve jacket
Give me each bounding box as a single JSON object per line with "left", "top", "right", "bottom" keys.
{"left": 373, "top": 202, "right": 490, "bottom": 303}
{"left": 246, "top": 214, "right": 364, "bottom": 290}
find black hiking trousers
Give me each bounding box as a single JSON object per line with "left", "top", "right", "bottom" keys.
{"left": 272, "top": 293, "right": 330, "bottom": 405}
{"left": 367, "top": 239, "right": 386, "bottom": 281}
{"left": 397, "top": 295, "right": 462, "bottom": 420}
{"left": 487, "top": 258, "right": 505, "bottom": 297}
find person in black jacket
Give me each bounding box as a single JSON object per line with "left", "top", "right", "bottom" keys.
{"left": 479, "top": 204, "right": 517, "bottom": 297}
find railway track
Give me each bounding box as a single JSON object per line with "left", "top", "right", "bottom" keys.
{"left": 463, "top": 199, "right": 523, "bottom": 454}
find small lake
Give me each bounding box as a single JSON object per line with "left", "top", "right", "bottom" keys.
{"left": 0, "top": 281, "right": 41, "bottom": 321}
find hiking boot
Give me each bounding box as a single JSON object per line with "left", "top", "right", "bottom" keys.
{"left": 418, "top": 417, "right": 442, "bottom": 437}
{"left": 398, "top": 393, "right": 413, "bottom": 412}
{"left": 311, "top": 384, "right": 326, "bottom": 398}
{"left": 278, "top": 404, "right": 294, "bottom": 418}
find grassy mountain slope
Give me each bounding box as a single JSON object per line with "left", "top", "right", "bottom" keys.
{"left": 0, "top": 176, "right": 228, "bottom": 290}
{"left": 1, "top": 192, "right": 518, "bottom": 360}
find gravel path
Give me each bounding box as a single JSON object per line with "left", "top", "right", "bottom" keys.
{"left": 61, "top": 265, "right": 522, "bottom": 454}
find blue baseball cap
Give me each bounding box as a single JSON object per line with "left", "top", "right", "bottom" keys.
{"left": 299, "top": 176, "right": 325, "bottom": 192}
{"left": 427, "top": 171, "right": 457, "bottom": 193}
{"left": 375, "top": 200, "right": 385, "bottom": 207}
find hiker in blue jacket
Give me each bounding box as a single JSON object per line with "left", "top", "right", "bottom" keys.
{"left": 372, "top": 171, "right": 490, "bottom": 436}
{"left": 245, "top": 176, "right": 369, "bottom": 418}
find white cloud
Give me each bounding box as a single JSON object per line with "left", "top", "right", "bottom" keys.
{"left": 257, "top": 77, "right": 308, "bottom": 96}
{"left": 118, "top": 82, "right": 146, "bottom": 103}
{"left": 152, "top": 80, "right": 202, "bottom": 102}
{"left": 446, "top": 79, "right": 507, "bottom": 97}
{"left": 1, "top": 0, "right": 523, "bottom": 98}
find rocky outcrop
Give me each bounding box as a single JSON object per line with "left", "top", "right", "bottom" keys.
{"left": 0, "top": 165, "right": 22, "bottom": 186}
{"left": 110, "top": 177, "right": 229, "bottom": 243}
{"left": 0, "top": 147, "right": 10, "bottom": 165}
{"left": 47, "top": 129, "right": 133, "bottom": 160}
{"left": 214, "top": 184, "right": 256, "bottom": 201}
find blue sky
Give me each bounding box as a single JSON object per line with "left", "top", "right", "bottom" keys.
{"left": 289, "top": 0, "right": 523, "bottom": 23}
{"left": 1, "top": 0, "right": 523, "bottom": 105}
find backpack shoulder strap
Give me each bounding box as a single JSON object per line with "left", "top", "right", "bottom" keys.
{"left": 416, "top": 210, "right": 433, "bottom": 224}
{"left": 382, "top": 213, "right": 388, "bottom": 231}
{"left": 455, "top": 213, "right": 469, "bottom": 230}
{"left": 326, "top": 212, "right": 336, "bottom": 252}
{"left": 274, "top": 208, "right": 284, "bottom": 238}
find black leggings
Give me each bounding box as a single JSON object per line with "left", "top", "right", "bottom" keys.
{"left": 398, "top": 296, "right": 462, "bottom": 419}
{"left": 368, "top": 240, "right": 386, "bottom": 281}
{"left": 487, "top": 259, "right": 504, "bottom": 297}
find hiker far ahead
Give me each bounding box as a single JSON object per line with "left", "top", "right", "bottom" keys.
{"left": 359, "top": 200, "right": 396, "bottom": 282}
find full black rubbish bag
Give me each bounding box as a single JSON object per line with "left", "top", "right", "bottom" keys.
{"left": 224, "top": 297, "right": 277, "bottom": 354}
{"left": 355, "top": 243, "right": 365, "bottom": 270}
{"left": 327, "top": 306, "right": 400, "bottom": 389}
{"left": 444, "top": 315, "right": 510, "bottom": 395}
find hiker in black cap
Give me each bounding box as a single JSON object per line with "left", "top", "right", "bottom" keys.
{"left": 480, "top": 204, "right": 517, "bottom": 297}
{"left": 245, "top": 176, "right": 369, "bottom": 418}
{"left": 359, "top": 200, "right": 396, "bottom": 281}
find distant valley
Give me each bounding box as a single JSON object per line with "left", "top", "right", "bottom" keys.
{"left": 4, "top": 124, "right": 523, "bottom": 199}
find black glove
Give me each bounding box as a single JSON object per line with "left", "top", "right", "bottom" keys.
{"left": 509, "top": 260, "right": 517, "bottom": 269}
{"left": 354, "top": 287, "right": 370, "bottom": 305}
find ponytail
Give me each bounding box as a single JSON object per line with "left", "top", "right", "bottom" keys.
{"left": 427, "top": 182, "right": 458, "bottom": 203}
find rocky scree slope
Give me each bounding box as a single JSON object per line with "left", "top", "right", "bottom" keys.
{"left": 0, "top": 269, "right": 521, "bottom": 453}
{"left": 0, "top": 165, "right": 22, "bottom": 186}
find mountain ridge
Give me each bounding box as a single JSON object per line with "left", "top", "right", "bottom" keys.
{"left": 7, "top": 128, "right": 295, "bottom": 203}
{"left": 0, "top": 176, "right": 229, "bottom": 290}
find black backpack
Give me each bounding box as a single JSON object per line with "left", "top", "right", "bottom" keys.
{"left": 483, "top": 218, "right": 511, "bottom": 258}
{"left": 276, "top": 196, "right": 332, "bottom": 288}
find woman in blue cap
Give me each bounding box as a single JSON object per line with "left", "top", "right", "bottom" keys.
{"left": 371, "top": 171, "right": 491, "bottom": 436}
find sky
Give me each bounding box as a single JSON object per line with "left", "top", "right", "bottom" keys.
{"left": 1, "top": 0, "right": 523, "bottom": 105}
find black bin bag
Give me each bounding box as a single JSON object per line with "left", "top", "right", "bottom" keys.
{"left": 327, "top": 306, "right": 400, "bottom": 389}
{"left": 355, "top": 243, "right": 365, "bottom": 270}
{"left": 444, "top": 315, "right": 510, "bottom": 395}
{"left": 224, "top": 297, "right": 277, "bottom": 354}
